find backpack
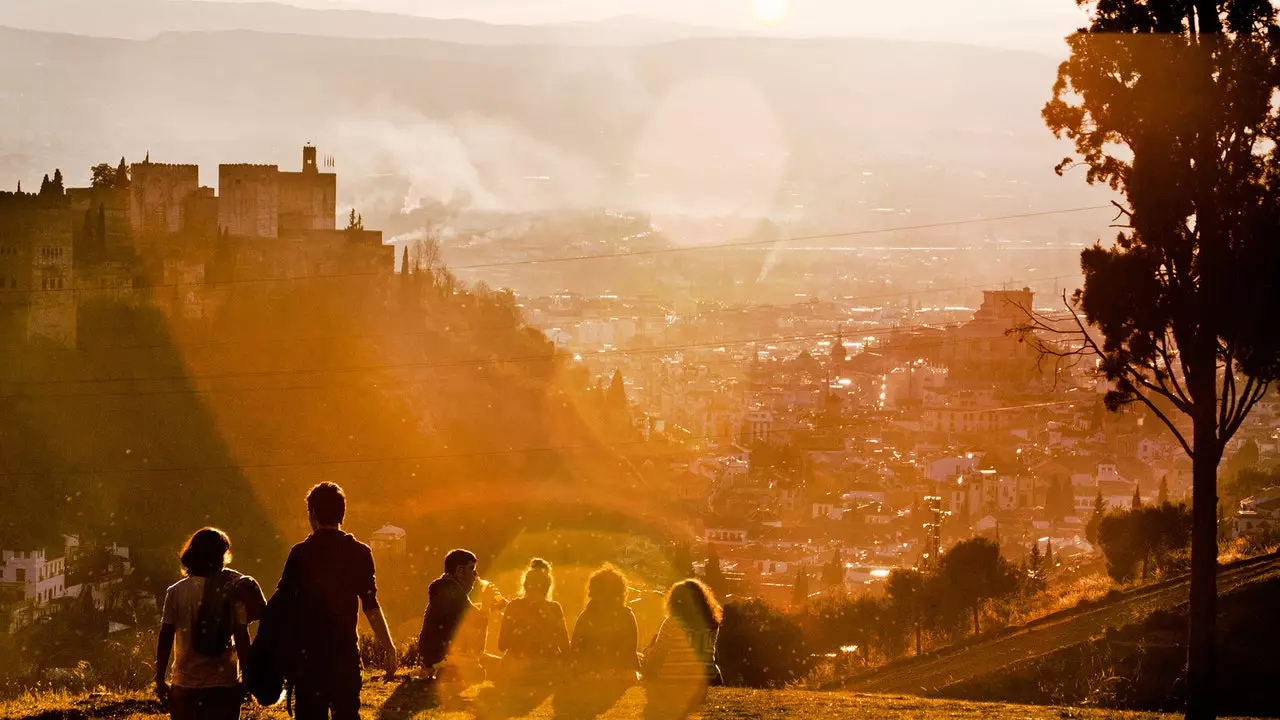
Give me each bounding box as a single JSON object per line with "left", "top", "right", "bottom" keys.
{"left": 193, "top": 569, "right": 242, "bottom": 657}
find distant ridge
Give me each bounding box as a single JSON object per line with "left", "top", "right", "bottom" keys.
{"left": 0, "top": 0, "right": 744, "bottom": 44}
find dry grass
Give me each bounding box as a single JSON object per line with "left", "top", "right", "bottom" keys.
{"left": 1218, "top": 537, "right": 1280, "bottom": 565}
{"left": 0, "top": 680, "right": 1236, "bottom": 720}
{"left": 1008, "top": 572, "right": 1116, "bottom": 626}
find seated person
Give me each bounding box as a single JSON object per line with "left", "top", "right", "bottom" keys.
{"left": 497, "top": 558, "right": 569, "bottom": 686}
{"left": 641, "top": 579, "right": 722, "bottom": 720}
{"left": 418, "top": 549, "right": 504, "bottom": 685}
{"left": 554, "top": 565, "right": 640, "bottom": 719}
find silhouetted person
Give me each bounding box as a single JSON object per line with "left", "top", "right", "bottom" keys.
{"left": 555, "top": 565, "right": 639, "bottom": 719}
{"left": 275, "top": 483, "right": 396, "bottom": 720}
{"left": 497, "top": 558, "right": 568, "bottom": 685}
{"left": 641, "top": 580, "right": 722, "bottom": 720}
{"left": 419, "top": 549, "right": 504, "bottom": 686}
{"left": 156, "top": 528, "right": 265, "bottom": 720}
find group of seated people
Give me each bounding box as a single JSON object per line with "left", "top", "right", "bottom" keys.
{"left": 153, "top": 484, "right": 720, "bottom": 720}
{"left": 419, "top": 550, "right": 723, "bottom": 718}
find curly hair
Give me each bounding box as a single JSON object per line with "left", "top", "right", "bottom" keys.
{"left": 667, "top": 578, "right": 722, "bottom": 631}
{"left": 586, "top": 563, "right": 628, "bottom": 605}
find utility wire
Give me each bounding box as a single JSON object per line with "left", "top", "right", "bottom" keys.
{"left": 0, "top": 399, "right": 1083, "bottom": 478}
{"left": 23, "top": 205, "right": 1108, "bottom": 294}
{"left": 0, "top": 314, "right": 1074, "bottom": 394}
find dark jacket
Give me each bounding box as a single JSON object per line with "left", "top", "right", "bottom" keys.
{"left": 418, "top": 575, "right": 484, "bottom": 666}
{"left": 274, "top": 529, "right": 379, "bottom": 679}
{"left": 568, "top": 600, "right": 639, "bottom": 675}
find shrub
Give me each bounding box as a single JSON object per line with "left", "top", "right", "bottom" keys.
{"left": 716, "top": 599, "right": 810, "bottom": 688}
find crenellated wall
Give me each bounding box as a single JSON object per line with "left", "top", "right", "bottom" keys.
{"left": 129, "top": 162, "right": 199, "bottom": 241}
{"left": 218, "top": 164, "right": 279, "bottom": 238}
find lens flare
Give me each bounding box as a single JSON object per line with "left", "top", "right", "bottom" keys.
{"left": 753, "top": 0, "right": 789, "bottom": 24}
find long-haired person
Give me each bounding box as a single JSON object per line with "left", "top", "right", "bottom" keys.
{"left": 156, "top": 528, "right": 265, "bottom": 720}
{"left": 554, "top": 564, "right": 640, "bottom": 719}
{"left": 497, "top": 558, "right": 569, "bottom": 684}
{"left": 641, "top": 579, "right": 723, "bottom": 719}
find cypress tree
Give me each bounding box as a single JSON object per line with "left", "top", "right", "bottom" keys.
{"left": 792, "top": 567, "right": 810, "bottom": 607}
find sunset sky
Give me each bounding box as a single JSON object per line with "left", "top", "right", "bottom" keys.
{"left": 192, "top": 0, "right": 1088, "bottom": 52}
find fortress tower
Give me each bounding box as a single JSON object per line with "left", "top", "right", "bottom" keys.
{"left": 218, "top": 146, "right": 336, "bottom": 238}
{"left": 278, "top": 144, "right": 336, "bottom": 235}
{"left": 128, "top": 160, "right": 199, "bottom": 242}
{"left": 218, "top": 163, "right": 279, "bottom": 238}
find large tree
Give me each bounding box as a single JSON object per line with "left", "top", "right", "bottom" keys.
{"left": 1042, "top": 1, "right": 1280, "bottom": 716}
{"left": 936, "top": 537, "right": 1018, "bottom": 635}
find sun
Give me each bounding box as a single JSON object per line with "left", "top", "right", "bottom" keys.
{"left": 753, "top": 0, "right": 789, "bottom": 25}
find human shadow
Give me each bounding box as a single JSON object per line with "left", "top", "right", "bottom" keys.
{"left": 375, "top": 676, "right": 447, "bottom": 720}
{"left": 474, "top": 682, "right": 555, "bottom": 719}
{"left": 640, "top": 680, "right": 708, "bottom": 720}
{"left": 551, "top": 677, "right": 632, "bottom": 720}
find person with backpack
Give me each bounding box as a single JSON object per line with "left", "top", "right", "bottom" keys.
{"left": 273, "top": 482, "right": 397, "bottom": 720}
{"left": 640, "top": 579, "right": 723, "bottom": 720}
{"left": 155, "top": 527, "right": 265, "bottom": 720}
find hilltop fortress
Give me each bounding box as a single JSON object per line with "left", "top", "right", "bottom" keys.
{"left": 0, "top": 145, "right": 392, "bottom": 348}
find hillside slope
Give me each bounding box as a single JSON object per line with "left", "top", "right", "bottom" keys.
{"left": 0, "top": 684, "right": 1223, "bottom": 720}
{"left": 842, "top": 553, "right": 1280, "bottom": 700}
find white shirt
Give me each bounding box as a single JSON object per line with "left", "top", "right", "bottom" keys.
{"left": 161, "top": 576, "right": 247, "bottom": 688}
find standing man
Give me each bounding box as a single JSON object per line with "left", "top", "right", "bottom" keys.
{"left": 276, "top": 482, "right": 396, "bottom": 720}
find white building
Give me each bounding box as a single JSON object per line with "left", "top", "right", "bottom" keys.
{"left": 370, "top": 525, "right": 407, "bottom": 556}
{"left": 0, "top": 547, "right": 68, "bottom": 605}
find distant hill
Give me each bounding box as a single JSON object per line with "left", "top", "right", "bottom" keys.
{"left": 0, "top": 0, "right": 740, "bottom": 44}
{"left": 0, "top": 25, "right": 1110, "bottom": 241}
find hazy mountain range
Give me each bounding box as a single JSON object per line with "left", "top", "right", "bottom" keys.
{"left": 0, "top": 0, "right": 745, "bottom": 44}
{"left": 0, "top": 7, "right": 1112, "bottom": 244}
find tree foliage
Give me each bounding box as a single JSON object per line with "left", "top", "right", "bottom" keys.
{"left": 1098, "top": 503, "right": 1192, "bottom": 582}
{"left": 1043, "top": 3, "right": 1280, "bottom": 714}
{"left": 91, "top": 163, "right": 115, "bottom": 189}
{"left": 717, "top": 599, "right": 810, "bottom": 688}
{"left": 937, "top": 537, "right": 1019, "bottom": 635}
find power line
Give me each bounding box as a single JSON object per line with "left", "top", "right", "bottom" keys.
{"left": 0, "top": 399, "right": 1084, "bottom": 479}
{"left": 0, "top": 314, "right": 1074, "bottom": 395}
{"left": 76, "top": 273, "right": 1074, "bottom": 353}
{"left": 20, "top": 204, "right": 1106, "bottom": 295}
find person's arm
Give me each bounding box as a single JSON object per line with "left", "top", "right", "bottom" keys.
{"left": 358, "top": 547, "right": 396, "bottom": 675}
{"left": 552, "top": 604, "right": 570, "bottom": 655}
{"left": 155, "top": 587, "right": 176, "bottom": 703}
{"left": 497, "top": 600, "right": 516, "bottom": 654}
{"left": 641, "top": 619, "right": 675, "bottom": 677}
{"left": 626, "top": 611, "right": 641, "bottom": 671}
{"left": 155, "top": 623, "right": 175, "bottom": 703}
{"left": 364, "top": 606, "right": 397, "bottom": 676}
{"left": 233, "top": 625, "right": 253, "bottom": 689}
{"left": 230, "top": 598, "right": 252, "bottom": 691}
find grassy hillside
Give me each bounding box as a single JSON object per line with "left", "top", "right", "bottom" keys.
{"left": 0, "top": 683, "right": 1227, "bottom": 720}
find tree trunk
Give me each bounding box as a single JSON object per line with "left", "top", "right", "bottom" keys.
{"left": 915, "top": 622, "right": 922, "bottom": 656}
{"left": 972, "top": 604, "right": 980, "bottom": 635}
{"left": 1187, "top": 414, "right": 1221, "bottom": 719}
